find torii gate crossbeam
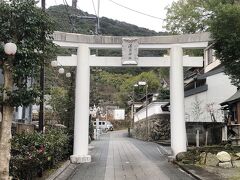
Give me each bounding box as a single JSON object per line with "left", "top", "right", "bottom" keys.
{"left": 53, "top": 31, "right": 210, "bottom": 163}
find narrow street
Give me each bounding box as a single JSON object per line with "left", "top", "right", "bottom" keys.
{"left": 69, "top": 130, "right": 194, "bottom": 180}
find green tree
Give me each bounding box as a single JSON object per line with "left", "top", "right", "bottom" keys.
{"left": 164, "top": 0, "right": 235, "bottom": 34}
{"left": 165, "top": 0, "right": 240, "bottom": 86}
{"left": 90, "top": 69, "right": 132, "bottom": 106}
{"left": 48, "top": 87, "right": 70, "bottom": 126}
{"left": 0, "top": 1, "right": 56, "bottom": 178}
{"left": 165, "top": 0, "right": 211, "bottom": 34}
{"left": 210, "top": 3, "right": 240, "bottom": 86}
{"left": 118, "top": 71, "right": 160, "bottom": 108}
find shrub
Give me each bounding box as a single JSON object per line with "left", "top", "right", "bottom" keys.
{"left": 89, "top": 115, "right": 94, "bottom": 140}
{"left": 10, "top": 129, "right": 70, "bottom": 180}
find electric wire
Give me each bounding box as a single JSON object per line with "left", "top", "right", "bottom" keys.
{"left": 63, "top": 0, "right": 75, "bottom": 32}
{"left": 108, "top": 0, "right": 164, "bottom": 20}
{"left": 91, "top": 0, "right": 97, "bottom": 16}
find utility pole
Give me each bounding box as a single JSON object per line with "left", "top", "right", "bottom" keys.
{"left": 71, "top": 0, "right": 100, "bottom": 34}
{"left": 96, "top": 0, "right": 100, "bottom": 34}
{"left": 145, "top": 84, "right": 149, "bottom": 141}
{"left": 39, "top": 0, "right": 45, "bottom": 132}
{"left": 72, "top": 0, "right": 77, "bottom": 8}
{"left": 41, "top": 0, "right": 45, "bottom": 11}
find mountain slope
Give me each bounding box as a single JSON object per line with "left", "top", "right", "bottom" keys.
{"left": 46, "top": 5, "right": 169, "bottom": 108}
{"left": 47, "top": 5, "right": 167, "bottom": 36}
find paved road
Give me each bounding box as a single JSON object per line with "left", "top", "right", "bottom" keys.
{"left": 69, "top": 130, "right": 194, "bottom": 180}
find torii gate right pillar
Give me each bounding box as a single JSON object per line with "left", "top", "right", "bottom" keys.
{"left": 170, "top": 45, "right": 187, "bottom": 155}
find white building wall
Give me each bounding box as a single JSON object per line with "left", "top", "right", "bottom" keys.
{"left": 205, "top": 59, "right": 221, "bottom": 73}
{"left": 113, "top": 109, "right": 125, "bottom": 120}
{"left": 134, "top": 102, "right": 169, "bottom": 122}
{"left": 185, "top": 72, "right": 237, "bottom": 122}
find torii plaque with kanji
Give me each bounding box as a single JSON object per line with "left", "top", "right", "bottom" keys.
{"left": 122, "top": 38, "right": 139, "bottom": 65}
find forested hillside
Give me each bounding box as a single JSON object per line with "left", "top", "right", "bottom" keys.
{"left": 47, "top": 5, "right": 167, "bottom": 36}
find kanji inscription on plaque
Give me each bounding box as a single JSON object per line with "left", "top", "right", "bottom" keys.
{"left": 122, "top": 38, "right": 139, "bottom": 65}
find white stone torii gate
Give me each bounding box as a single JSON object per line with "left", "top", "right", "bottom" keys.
{"left": 53, "top": 31, "right": 210, "bottom": 163}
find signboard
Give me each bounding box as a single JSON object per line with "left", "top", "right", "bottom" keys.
{"left": 113, "top": 109, "right": 125, "bottom": 120}
{"left": 122, "top": 38, "right": 139, "bottom": 65}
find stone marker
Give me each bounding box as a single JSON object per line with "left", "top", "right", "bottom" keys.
{"left": 231, "top": 155, "right": 239, "bottom": 161}
{"left": 199, "top": 152, "right": 207, "bottom": 165}
{"left": 232, "top": 160, "right": 240, "bottom": 168}
{"left": 176, "top": 152, "right": 187, "bottom": 161}
{"left": 219, "top": 162, "right": 232, "bottom": 168}
{"left": 235, "top": 152, "right": 240, "bottom": 158}
{"left": 206, "top": 153, "right": 219, "bottom": 166}
{"left": 216, "top": 151, "right": 231, "bottom": 162}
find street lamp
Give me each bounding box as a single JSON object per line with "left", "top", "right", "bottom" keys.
{"left": 51, "top": 60, "right": 58, "bottom": 67}
{"left": 58, "top": 67, "right": 65, "bottom": 74}
{"left": 4, "top": 42, "right": 17, "bottom": 55}
{"left": 132, "top": 84, "right": 138, "bottom": 126}
{"left": 66, "top": 72, "right": 71, "bottom": 78}
{"left": 137, "top": 81, "right": 149, "bottom": 141}
{"left": 51, "top": 60, "right": 72, "bottom": 78}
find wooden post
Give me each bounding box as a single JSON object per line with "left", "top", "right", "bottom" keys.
{"left": 205, "top": 130, "right": 208, "bottom": 146}
{"left": 196, "top": 129, "right": 200, "bottom": 147}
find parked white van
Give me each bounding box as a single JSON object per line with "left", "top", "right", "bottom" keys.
{"left": 93, "top": 120, "right": 113, "bottom": 131}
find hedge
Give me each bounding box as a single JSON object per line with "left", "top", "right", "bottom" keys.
{"left": 10, "top": 128, "right": 70, "bottom": 180}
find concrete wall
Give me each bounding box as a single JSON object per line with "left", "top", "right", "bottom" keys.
{"left": 185, "top": 72, "right": 237, "bottom": 122}
{"left": 205, "top": 59, "right": 221, "bottom": 73}
{"left": 134, "top": 102, "right": 169, "bottom": 122}
{"left": 133, "top": 114, "right": 170, "bottom": 141}
{"left": 186, "top": 122, "right": 223, "bottom": 145}
{"left": 133, "top": 114, "right": 222, "bottom": 145}
{"left": 0, "top": 122, "right": 35, "bottom": 136}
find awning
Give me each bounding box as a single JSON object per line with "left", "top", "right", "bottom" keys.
{"left": 197, "top": 65, "right": 224, "bottom": 80}
{"left": 220, "top": 89, "right": 240, "bottom": 106}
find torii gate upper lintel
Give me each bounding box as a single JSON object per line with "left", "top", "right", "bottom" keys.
{"left": 53, "top": 31, "right": 210, "bottom": 163}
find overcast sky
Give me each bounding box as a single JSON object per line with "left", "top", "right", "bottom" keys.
{"left": 40, "top": 0, "right": 176, "bottom": 32}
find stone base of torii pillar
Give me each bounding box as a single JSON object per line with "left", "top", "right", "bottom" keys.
{"left": 70, "top": 155, "right": 91, "bottom": 163}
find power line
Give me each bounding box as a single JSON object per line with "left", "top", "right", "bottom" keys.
{"left": 63, "top": 0, "right": 76, "bottom": 32}
{"left": 91, "top": 0, "right": 97, "bottom": 16}
{"left": 90, "top": 0, "right": 100, "bottom": 34}
{"left": 58, "top": 0, "right": 101, "bottom": 35}
{"left": 108, "top": 0, "right": 164, "bottom": 20}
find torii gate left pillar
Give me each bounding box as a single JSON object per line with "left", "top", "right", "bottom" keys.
{"left": 70, "top": 45, "right": 91, "bottom": 163}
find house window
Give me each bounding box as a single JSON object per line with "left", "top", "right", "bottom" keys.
{"left": 207, "top": 48, "right": 214, "bottom": 65}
